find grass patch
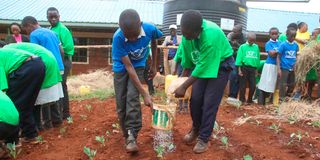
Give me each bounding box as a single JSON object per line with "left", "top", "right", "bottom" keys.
{"left": 69, "top": 88, "right": 114, "bottom": 101}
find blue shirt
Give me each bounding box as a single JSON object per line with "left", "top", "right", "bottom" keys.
{"left": 168, "top": 36, "right": 178, "bottom": 59}
{"left": 30, "top": 27, "right": 64, "bottom": 71}
{"left": 278, "top": 41, "right": 299, "bottom": 71}
{"left": 265, "top": 39, "right": 281, "bottom": 65}
{"left": 112, "top": 22, "right": 163, "bottom": 73}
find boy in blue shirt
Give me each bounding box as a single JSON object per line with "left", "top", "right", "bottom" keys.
{"left": 277, "top": 29, "right": 299, "bottom": 101}
{"left": 112, "top": 9, "right": 162, "bottom": 153}
{"left": 21, "top": 16, "right": 64, "bottom": 129}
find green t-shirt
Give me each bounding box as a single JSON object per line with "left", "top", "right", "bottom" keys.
{"left": 4, "top": 43, "right": 62, "bottom": 89}
{"left": 235, "top": 43, "right": 261, "bottom": 68}
{"left": 279, "top": 33, "right": 287, "bottom": 42}
{"left": 179, "top": 19, "right": 233, "bottom": 78}
{"left": 256, "top": 60, "right": 265, "bottom": 84}
{"left": 0, "top": 91, "right": 19, "bottom": 125}
{"left": 0, "top": 48, "right": 32, "bottom": 91}
{"left": 317, "top": 34, "right": 320, "bottom": 42}
{"left": 51, "top": 22, "right": 75, "bottom": 56}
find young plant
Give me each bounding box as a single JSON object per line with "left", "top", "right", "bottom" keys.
{"left": 255, "top": 120, "right": 262, "bottom": 126}
{"left": 243, "top": 154, "right": 253, "bottom": 160}
{"left": 220, "top": 136, "right": 229, "bottom": 149}
{"left": 310, "top": 120, "right": 320, "bottom": 128}
{"left": 288, "top": 131, "right": 303, "bottom": 145}
{"left": 287, "top": 115, "right": 298, "bottom": 125}
{"left": 112, "top": 123, "right": 120, "bottom": 129}
{"left": 85, "top": 104, "right": 92, "bottom": 112}
{"left": 60, "top": 126, "right": 68, "bottom": 135}
{"left": 80, "top": 115, "right": 88, "bottom": 121}
{"left": 83, "top": 146, "right": 97, "bottom": 160}
{"left": 6, "top": 143, "right": 21, "bottom": 159}
{"left": 242, "top": 113, "right": 249, "bottom": 118}
{"left": 36, "top": 135, "right": 44, "bottom": 144}
{"left": 67, "top": 117, "right": 73, "bottom": 124}
{"left": 268, "top": 123, "right": 282, "bottom": 134}
{"left": 105, "top": 130, "right": 110, "bottom": 136}
{"left": 155, "top": 145, "right": 164, "bottom": 159}
{"left": 95, "top": 136, "right": 106, "bottom": 147}
{"left": 212, "top": 121, "right": 224, "bottom": 139}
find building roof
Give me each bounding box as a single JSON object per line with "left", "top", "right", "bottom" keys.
{"left": 0, "top": 0, "right": 319, "bottom": 32}
{"left": 247, "top": 8, "right": 320, "bottom": 33}
{"left": 0, "top": 0, "right": 164, "bottom": 28}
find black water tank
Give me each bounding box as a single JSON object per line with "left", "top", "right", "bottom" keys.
{"left": 163, "top": 0, "right": 247, "bottom": 35}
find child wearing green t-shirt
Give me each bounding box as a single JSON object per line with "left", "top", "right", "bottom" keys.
{"left": 173, "top": 10, "right": 234, "bottom": 153}
{"left": 0, "top": 48, "right": 45, "bottom": 143}
{"left": 4, "top": 43, "right": 64, "bottom": 130}
{"left": 236, "top": 32, "right": 261, "bottom": 104}
{"left": 0, "top": 91, "right": 19, "bottom": 145}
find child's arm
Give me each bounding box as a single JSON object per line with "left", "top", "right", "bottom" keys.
{"left": 121, "top": 56, "right": 152, "bottom": 108}
{"left": 150, "top": 39, "right": 158, "bottom": 79}
{"left": 276, "top": 54, "right": 281, "bottom": 78}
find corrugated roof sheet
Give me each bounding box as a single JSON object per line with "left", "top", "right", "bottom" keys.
{"left": 0, "top": 0, "right": 319, "bottom": 32}
{"left": 247, "top": 8, "right": 320, "bottom": 33}
{"left": 0, "top": 0, "right": 164, "bottom": 26}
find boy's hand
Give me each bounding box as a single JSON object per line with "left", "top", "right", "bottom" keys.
{"left": 174, "top": 85, "right": 187, "bottom": 98}
{"left": 143, "top": 93, "right": 153, "bottom": 110}
{"left": 238, "top": 71, "right": 243, "bottom": 76}
{"left": 148, "top": 67, "right": 157, "bottom": 80}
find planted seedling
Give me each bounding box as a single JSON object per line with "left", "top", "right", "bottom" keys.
{"left": 269, "top": 123, "right": 281, "bottom": 134}
{"left": 288, "top": 131, "right": 303, "bottom": 145}
{"left": 95, "top": 136, "right": 106, "bottom": 147}
{"left": 105, "top": 130, "right": 110, "bottom": 136}
{"left": 212, "top": 121, "right": 224, "bottom": 139}
{"left": 243, "top": 154, "right": 253, "bottom": 160}
{"left": 112, "top": 123, "right": 120, "bottom": 129}
{"left": 6, "top": 143, "right": 21, "bottom": 159}
{"left": 155, "top": 145, "right": 164, "bottom": 159}
{"left": 287, "top": 115, "right": 298, "bottom": 125}
{"left": 67, "top": 117, "right": 73, "bottom": 124}
{"left": 220, "top": 136, "right": 229, "bottom": 149}
{"left": 80, "top": 115, "right": 88, "bottom": 121}
{"left": 60, "top": 126, "right": 68, "bottom": 136}
{"left": 308, "top": 120, "right": 320, "bottom": 128}
{"left": 255, "top": 120, "right": 262, "bottom": 126}
{"left": 85, "top": 104, "right": 92, "bottom": 112}
{"left": 36, "top": 135, "right": 44, "bottom": 144}
{"left": 243, "top": 113, "right": 249, "bottom": 118}
{"left": 83, "top": 146, "right": 97, "bottom": 160}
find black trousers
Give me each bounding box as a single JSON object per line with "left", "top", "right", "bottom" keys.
{"left": 190, "top": 57, "right": 233, "bottom": 143}
{"left": 61, "top": 56, "right": 72, "bottom": 119}
{"left": 0, "top": 122, "right": 19, "bottom": 144}
{"left": 239, "top": 66, "right": 256, "bottom": 103}
{"left": 6, "top": 57, "right": 45, "bottom": 139}
{"left": 114, "top": 68, "right": 145, "bottom": 138}
{"left": 143, "top": 59, "right": 155, "bottom": 95}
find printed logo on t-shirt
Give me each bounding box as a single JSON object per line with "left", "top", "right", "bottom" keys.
{"left": 128, "top": 47, "right": 146, "bottom": 60}
{"left": 191, "top": 50, "right": 200, "bottom": 64}
{"left": 285, "top": 50, "right": 296, "bottom": 59}
{"left": 245, "top": 51, "right": 257, "bottom": 59}
{"left": 273, "top": 47, "right": 278, "bottom": 52}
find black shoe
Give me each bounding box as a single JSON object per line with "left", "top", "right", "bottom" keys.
{"left": 193, "top": 139, "right": 208, "bottom": 154}
{"left": 126, "top": 136, "right": 138, "bottom": 153}
{"left": 125, "top": 131, "right": 138, "bottom": 153}
{"left": 183, "top": 128, "right": 199, "bottom": 144}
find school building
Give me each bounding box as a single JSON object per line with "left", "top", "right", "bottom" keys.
{"left": 0, "top": 0, "right": 319, "bottom": 74}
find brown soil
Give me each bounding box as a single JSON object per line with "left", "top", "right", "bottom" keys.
{"left": 15, "top": 98, "right": 320, "bottom": 160}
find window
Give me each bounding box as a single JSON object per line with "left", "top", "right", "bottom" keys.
{"left": 107, "top": 39, "right": 112, "bottom": 65}
{"left": 73, "top": 38, "right": 89, "bottom": 64}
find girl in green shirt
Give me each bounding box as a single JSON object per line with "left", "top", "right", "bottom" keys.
{"left": 0, "top": 91, "right": 19, "bottom": 145}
